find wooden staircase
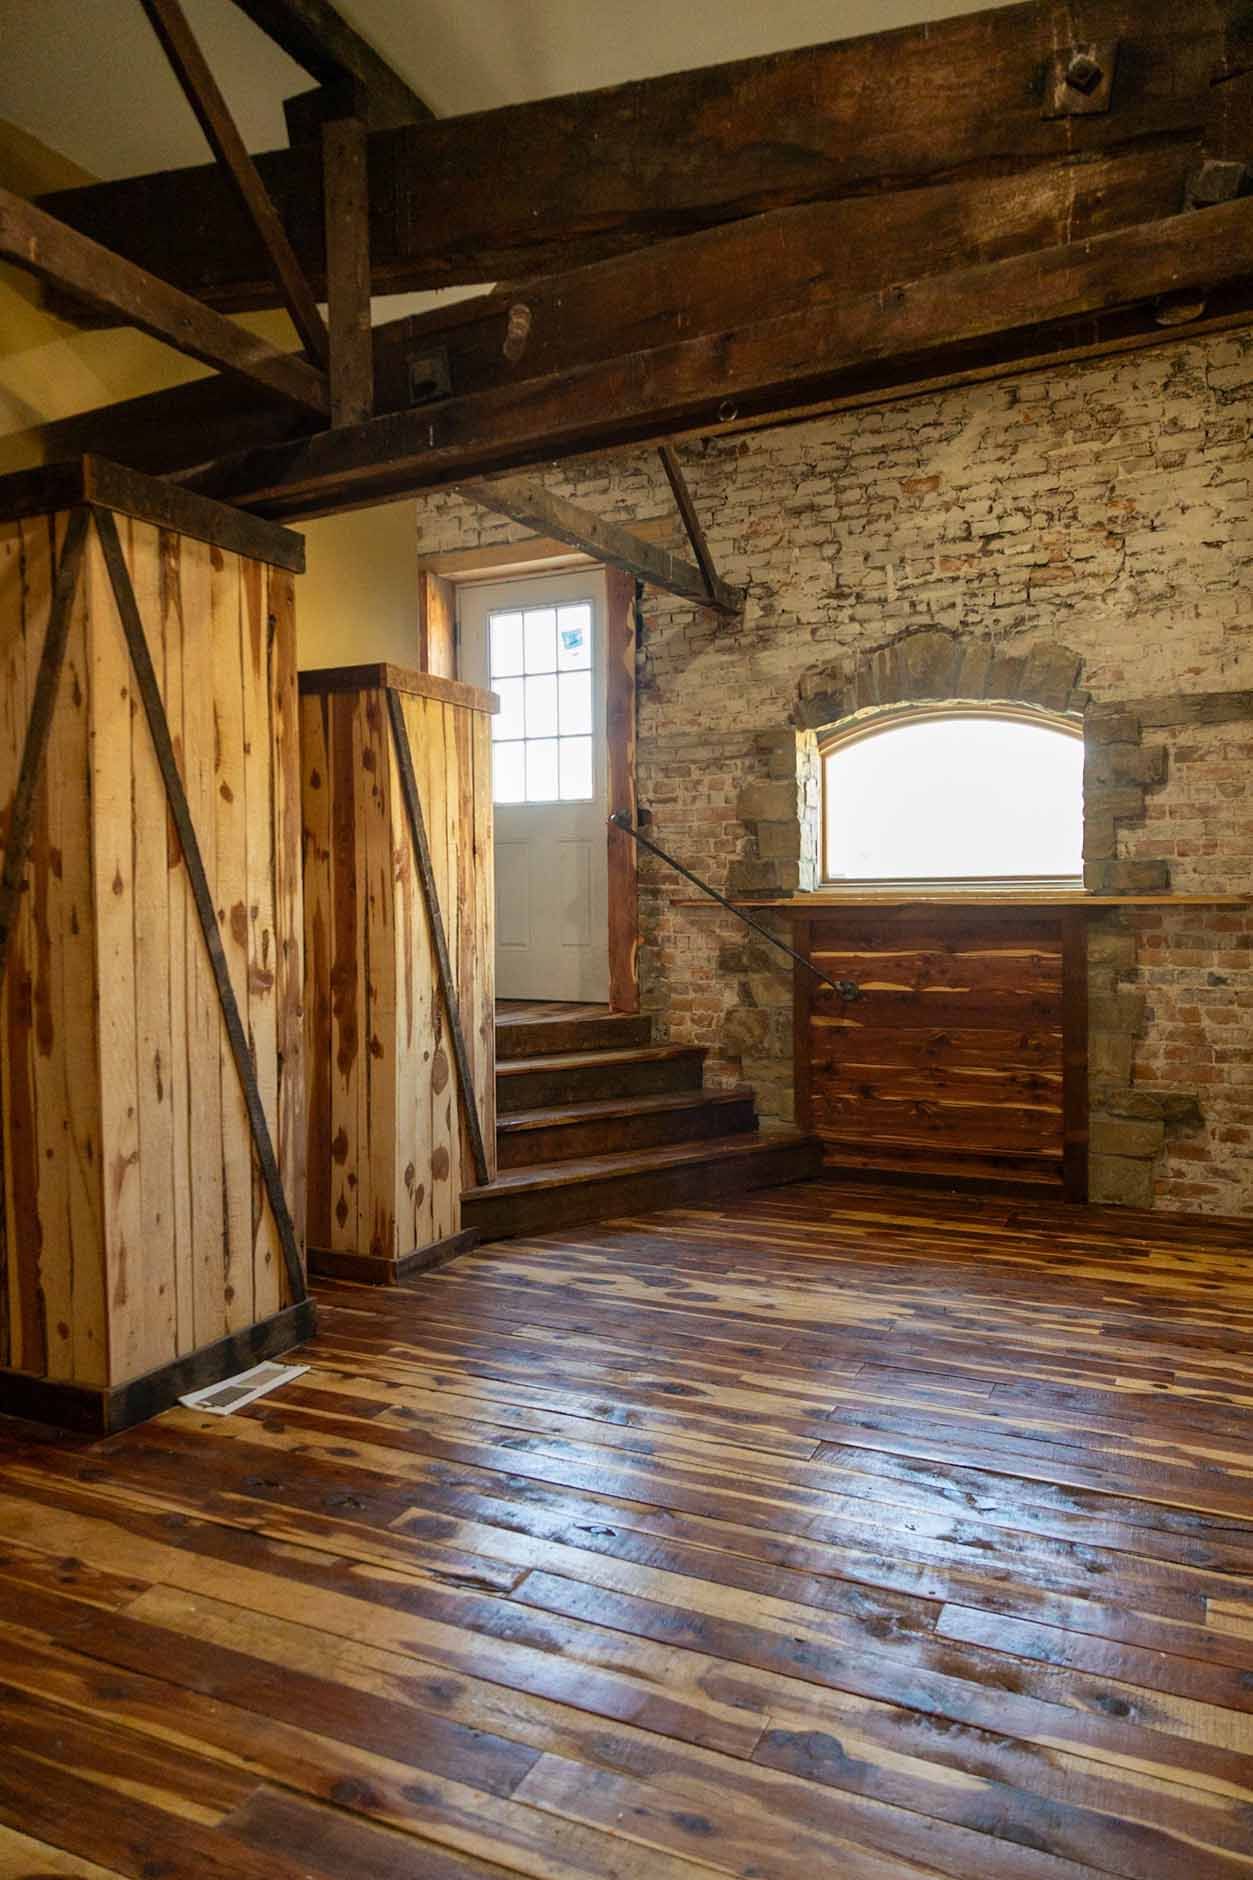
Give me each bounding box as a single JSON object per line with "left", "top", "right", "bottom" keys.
{"left": 462, "top": 1008, "right": 823, "bottom": 1238}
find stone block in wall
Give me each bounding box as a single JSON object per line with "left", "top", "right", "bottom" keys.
{"left": 1090, "top": 1116, "right": 1165, "bottom": 1160}
{"left": 736, "top": 779, "right": 798, "bottom": 823}
{"left": 899, "top": 630, "right": 960, "bottom": 701}
{"left": 1089, "top": 1154, "right": 1154, "bottom": 1208}
{"left": 1086, "top": 706, "right": 1142, "bottom": 748}
{"left": 727, "top": 858, "right": 801, "bottom": 896}
{"left": 1085, "top": 743, "right": 1168, "bottom": 787}
{"left": 1084, "top": 859, "right": 1171, "bottom": 894}
{"left": 723, "top": 1008, "right": 771, "bottom": 1054}
{"left": 1083, "top": 814, "right": 1117, "bottom": 862}
{"left": 985, "top": 651, "right": 1027, "bottom": 701}
{"left": 748, "top": 971, "right": 792, "bottom": 1009}
{"left": 1090, "top": 1029, "right": 1137, "bottom": 1084}
{"left": 1087, "top": 929, "right": 1137, "bottom": 972}
{"left": 1089, "top": 990, "right": 1147, "bottom": 1035}
{"left": 1085, "top": 785, "right": 1149, "bottom": 824}
{"left": 953, "top": 640, "right": 993, "bottom": 701}
{"left": 756, "top": 819, "right": 803, "bottom": 860}
{"left": 1098, "top": 1089, "right": 1204, "bottom": 1131}
{"left": 1020, "top": 643, "right": 1084, "bottom": 712}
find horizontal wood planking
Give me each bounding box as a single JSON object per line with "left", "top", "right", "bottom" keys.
{"left": 0, "top": 505, "right": 305, "bottom": 1394}
{"left": 800, "top": 910, "right": 1070, "bottom": 1177}
{"left": 300, "top": 679, "right": 495, "bottom": 1269}
{"left": 1, "top": 1178, "right": 1253, "bottom": 1875}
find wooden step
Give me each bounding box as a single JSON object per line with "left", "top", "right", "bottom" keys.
{"left": 462, "top": 1129, "right": 825, "bottom": 1238}
{"left": 497, "top": 1086, "right": 759, "bottom": 1167}
{"left": 496, "top": 1011, "right": 653, "bottom": 1060}
{"left": 496, "top": 1043, "right": 706, "bottom": 1112}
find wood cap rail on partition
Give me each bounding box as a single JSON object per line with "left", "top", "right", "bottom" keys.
{"left": 0, "top": 454, "right": 306, "bottom": 572}
{"left": 298, "top": 662, "right": 499, "bottom": 714}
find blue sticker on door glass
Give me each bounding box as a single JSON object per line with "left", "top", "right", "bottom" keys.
{"left": 560, "top": 626, "right": 585, "bottom": 658}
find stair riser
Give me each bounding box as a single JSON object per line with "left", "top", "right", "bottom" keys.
{"left": 497, "top": 1015, "right": 653, "bottom": 1060}
{"left": 498, "top": 1096, "right": 759, "bottom": 1168}
{"left": 465, "top": 1139, "right": 824, "bottom": 1240}
{"left": 498, "top": 1053, "right": 704, "bottom": 1112}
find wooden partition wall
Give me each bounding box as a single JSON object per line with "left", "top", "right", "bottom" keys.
{"left": 300, "top": 663, "right": 496, "bottom": 1283}
{"left": 794, "top": 904, "right": 1087, "bottom": 1197}
{"left": 0, "top": 457, "right": 312, "bottom": 1432}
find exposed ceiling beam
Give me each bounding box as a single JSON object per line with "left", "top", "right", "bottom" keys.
{"left": 227, "top": 0, "right": 432, "bottom": 127}
{"left": 138, "top": 0, "right": 330, "bottom": 367}
{"left": 456, "top": 475, "right": 742, "bottom": 616}
{"left": 22, "top": 146, "right": 1228, "bottom": 478}
{"left": 658, "top": 446, "right": 725, "bottom": 608}
{"left": 0, "top": 186, "right": 329, "bottom": 415}
{"left": 35, "top": 0, "right": 1250, "bottom": 313}
{"left": 177, "top": 197, "right": 1253, "bottom": 522}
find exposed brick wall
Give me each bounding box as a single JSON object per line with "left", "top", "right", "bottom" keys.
{"left": 415, "top": 326, "right": 1253, "bottom": 1213}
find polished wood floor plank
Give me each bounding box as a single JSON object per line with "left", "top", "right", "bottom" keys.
{"left": 2, "top": 1176, "right": 1253, "bottom": 1877}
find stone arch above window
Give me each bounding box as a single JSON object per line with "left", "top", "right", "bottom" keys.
{"left": 793, "top": 631, "right": 1088, "bottom": 731}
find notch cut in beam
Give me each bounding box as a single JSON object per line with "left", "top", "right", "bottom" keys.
{"left": 0, "top": 186, "right": 329, "bottom": 415}
{"left": 228, "top": 0, "right": 431, "bottom": 126}
{"left": 138, "top": 0, "right": 330, "bottom": 368}
{"left": 456, "top": 475, "right": 743, "bottom": 617}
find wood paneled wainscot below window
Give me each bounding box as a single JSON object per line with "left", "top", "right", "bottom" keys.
{"left": 794, "top": 906, "right": 1088, "bottom": 1197}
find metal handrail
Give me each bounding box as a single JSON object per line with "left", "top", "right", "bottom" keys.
{"left": 609, "top": 812, "right": 860, "bottom": 1001}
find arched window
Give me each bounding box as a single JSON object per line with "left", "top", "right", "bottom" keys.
{"left": 821, "top": 705, "right": 1083, "bottom": 886}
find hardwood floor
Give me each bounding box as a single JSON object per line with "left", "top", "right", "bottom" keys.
{"left": 2, "top": 1178, "right": 1253, "bottom": 1877}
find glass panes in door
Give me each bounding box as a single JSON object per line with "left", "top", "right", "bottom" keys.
{"left": 489, "top": 600, "right": 594, "bottom": 804}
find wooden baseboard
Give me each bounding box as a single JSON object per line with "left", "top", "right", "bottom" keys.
{"left": 308, "top": 1228, "right": 480, "bottom": 1286}
{"left": 0, "top": 1299, "right": 319, "bottom": 1437}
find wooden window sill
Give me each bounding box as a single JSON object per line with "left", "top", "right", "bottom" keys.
{"left": 670, "top": 892, "right": 1249, "bottom": 909}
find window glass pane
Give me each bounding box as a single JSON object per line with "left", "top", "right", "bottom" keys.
{"left": 556, "top": 604, "right": 592, "bottom": 670}
{"left": 824, "top": 716, "right": 1083, "bottom": 881}
{"left": 559, "top": 736, "right": 594, "bottom": 801}
{"left": 526, "top": 737, "right": 560, "bottom": 801}
{"left": 491, "top": 676, "right": 524, "bottom": 742}
{"left": 492, "top": 741, "right": 525, "bottom": 804}
{"left": 558, "top": 669, "right": 592, "bottom": 736}
{"left": 489, "top": 611, "right": 524, "bottom": 678}
{"left": 524, "top": 672, "right": 559, "bottom": 739}
{"left": 523, "top": 607, "right": 557, "bottom": 674}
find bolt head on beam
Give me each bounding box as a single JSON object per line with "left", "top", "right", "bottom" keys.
{"left": 1042, "top": 41, "right": 1118, "bottom": 118}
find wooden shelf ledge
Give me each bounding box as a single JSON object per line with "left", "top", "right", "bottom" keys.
{"left": 670, "top": 893, "right": 1249, "bottom": 910}
{"left": 299, "top": 661, "right": 498, "bottom": 715}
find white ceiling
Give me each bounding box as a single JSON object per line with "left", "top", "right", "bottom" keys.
{"left": 1, "top": 0, "right": 1015, "bottom": 181}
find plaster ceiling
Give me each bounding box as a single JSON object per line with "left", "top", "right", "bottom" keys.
{"left": 1, "top": 0, "right": 1017, "bottom": 181}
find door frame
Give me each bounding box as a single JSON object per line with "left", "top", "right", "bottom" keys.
{"left": 422, "top": 537, "right": 640, "bottom": 1013}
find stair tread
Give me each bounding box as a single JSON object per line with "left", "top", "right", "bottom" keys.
{"left": 497, "top": 1042, "right": 706, "bottom": 1076}
{"left": 466, "top": 1129, "right": 816, "bottom": 1198}
{"left": 499, "top": 1086, "right": 756, "bottom": 1133}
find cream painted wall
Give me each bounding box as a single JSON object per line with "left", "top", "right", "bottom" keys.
{"left": 0, "top": 118, "right": 421, "bottom": 670}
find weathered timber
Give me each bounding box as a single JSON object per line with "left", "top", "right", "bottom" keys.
{"left": 0, "top": 187, "right": 328, "bottom": 415}
{"left": 35, "top": 0, "right": 1251, "bottom": 309}
{"left": 321, "top": 114, "right": 373, "bottom": 426}
{"left": 228, "top": 0, "right": 432, "bottom": 127}
{"left": 181, "top": 197, "right": 1253, "bottom": 521}
{"left": 456, "top": 474, "right": 741, "bottom": 616}
{"left": 658, "top": 445, "right": 721, "bottom": 602}
{"left": 23, "top": 146, "right": 1236, "bottom": 477}
{"left": 138, "top": 0, "right": 330, "bottom": 367}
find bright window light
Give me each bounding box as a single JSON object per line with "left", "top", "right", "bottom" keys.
{"left": 489, "top": 599, "right": 593, "bottom": 804}
{"left": 823, "top": 712, "right": 1083, "bottom": 882}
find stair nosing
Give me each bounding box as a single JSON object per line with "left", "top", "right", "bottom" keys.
{"left": 496, "top": 1042, "right": 706, "bottom": 1076}
{"left": 498, "top": 1086, "right": 757, "bottom": 1132}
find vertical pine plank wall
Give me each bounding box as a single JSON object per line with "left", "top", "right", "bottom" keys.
{"left": 0, "top": 486, "right": 306, "bottom": 1399}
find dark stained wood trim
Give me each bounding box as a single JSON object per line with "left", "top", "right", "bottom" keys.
{"left": 322, "top": 114, "right": 374, "bottom": 427}
{"left": 0, "top": 1299, "right": 317, "bottom": 1435}
{"left": 308, "top": 1229, "right": 479, "bottom": 1286}
{"left": 138, "top": 0, "right": 331, "bottom": 368}
{"left": 228, "top": 0, "right": 432, "bottom": 127}
{"left": 179, "top": 200, "right": 1253, "bottom": 521}
{"left": 1062, "top": 908, "right": 1091, "bottom": 1205}
{"left": 605, "top": 569, "right": 639, "bottom": 1015}
{"left": 36, "top": 1, "right": 1246, "bottom": 307}
{"left": 0, "top": 457, "right": 306, "bottom": 571}
{"left": 0, "top": 186, "right": 329, "bottom": 416}
{"left": 792, "top": 915, "right": 814, "bottom": 1134}
{"left": 456, "top": 475, "right": 742, "bottom": 616}
{"left": 94, "top": 508, "right": 309, "bottom": 1306}
{"left": 298, "top": 662, "right": 496, "bottom": 714}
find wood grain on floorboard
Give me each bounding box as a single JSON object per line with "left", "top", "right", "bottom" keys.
{"left": 1, "top": 1177, "right": 1253, "bottom": 1876}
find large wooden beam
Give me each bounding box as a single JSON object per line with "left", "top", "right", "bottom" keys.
{"left": 0, "top": 187, "right": 329, "bottom": 415}
{"left": 23, "top": 146, "right": 1224, "bottom": 477}
{"left": 322, "top": 114, "right": 374, "bottom": 425}
{"left": 456, "top": 475, "right": 742, "bottom": 616}
{"left": 180, "top": 197, "right": 1253, "bottom": 520}
{"left": 36, "top": 0, "right": 1250, "bottom": 312}
{"left": 138, "top": 0, "right": 330, "bottom": 367}
{"left": 228, "top": 0, "right": 431, "bottom": 127}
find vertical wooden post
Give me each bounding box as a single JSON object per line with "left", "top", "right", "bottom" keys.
{"left": 322, "top": 114, "right": 374, "bottom": 426}
{"left": 606, "top": 569, "right": 639, "bottom": 1013}
{"left": 792, "top": 917, "right": 814, "bottom": 1134}
{"left": 1061, "top": 908, "right": 1090, "bottom": 1204}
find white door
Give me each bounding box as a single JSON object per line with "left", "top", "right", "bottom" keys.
{"left": 460, "top": 569, "right": 610, "bottom": 1002}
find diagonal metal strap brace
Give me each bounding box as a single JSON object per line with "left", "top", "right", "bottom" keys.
{"left": 0, "top": 507, "right": 90, "bottom": 988}
{"left": 93, "top": 506, "right": 308, "bottom": 1306}
{"left": 384, "top": 685, "right": 491, "bottom": 1189}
